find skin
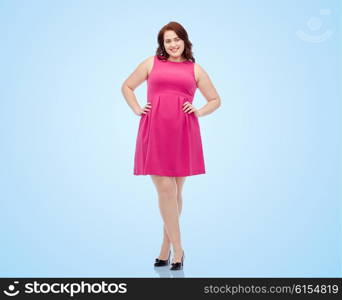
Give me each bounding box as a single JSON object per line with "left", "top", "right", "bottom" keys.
{"left": 121, "top": 30, "right": 221, "bottom": 264}
{"left": 150, "top": 175, "right": 185, "bottom": 263}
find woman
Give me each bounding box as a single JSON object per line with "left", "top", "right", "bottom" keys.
{"left": 121, "top": 21, "right": 221, "bottom": 270}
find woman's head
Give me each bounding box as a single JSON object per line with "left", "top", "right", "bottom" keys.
{"left": 156, "top": 21, "right": 195, "bottom": 62}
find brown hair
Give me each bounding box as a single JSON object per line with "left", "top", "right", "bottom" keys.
{"left": 155, "top": 21, "right": 195, "bottom": 63}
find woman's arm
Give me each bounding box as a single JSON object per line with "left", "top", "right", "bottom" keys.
{"left": 195, "top": 63, "right": 221, "bottom": 117}
{"left": 121, "top": 56, "right": 153, "bottom": 116}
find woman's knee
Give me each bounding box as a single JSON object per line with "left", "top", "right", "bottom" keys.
{"left": 151, "top": 175, "right": 177, "bottom": 196}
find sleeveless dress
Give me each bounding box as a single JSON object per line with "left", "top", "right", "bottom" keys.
{"left": 133, "top": 55, "right": 206, "bottom": 177}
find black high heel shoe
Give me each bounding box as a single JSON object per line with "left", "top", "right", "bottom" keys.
{"left": 170, "top": 250, "right": 184, "bottom": 270}
{"left": 154, "top": 250, "right": 171, "bottom": 267}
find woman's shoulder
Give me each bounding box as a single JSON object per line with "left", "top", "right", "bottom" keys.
{"left": 194, "top": 62, "right": 207, "bottom": 83}
{"left": 136, "top": 56, "right": 155, "bottom": 71}
{"left": 146, "top": 55, "right": 156, "bottom": 76}
{"left": 140, "top": 55, "right": 155, "bottom": 65}
{"left": 194, "top": 62, "right": 208, "bottom": 76}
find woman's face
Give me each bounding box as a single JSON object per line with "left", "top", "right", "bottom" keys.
{"left": 163, "top": 30, "right": 185, "bottom": 59}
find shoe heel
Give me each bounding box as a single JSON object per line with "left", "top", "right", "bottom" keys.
{"left": 154, "top": 250, "right": 171, "bottom": 267}
{"left": 170, "top": 250, "right": 184, "bottom": 270}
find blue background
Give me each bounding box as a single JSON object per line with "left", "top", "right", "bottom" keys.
{"left": 0, "top": 0, "right": 340, "bottom": 277}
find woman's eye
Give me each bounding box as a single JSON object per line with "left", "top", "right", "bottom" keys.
{"left": 164, "top": 39, "right": 180, "bottom": 43}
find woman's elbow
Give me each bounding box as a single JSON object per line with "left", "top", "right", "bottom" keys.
{"left": 216, "top": 97, "right": 222, "bottom": 108}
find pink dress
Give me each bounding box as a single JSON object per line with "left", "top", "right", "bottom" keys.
{"left": 133, "top": 55, "right": 206, "bottom": 177}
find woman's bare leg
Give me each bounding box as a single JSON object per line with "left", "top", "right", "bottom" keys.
{"left": 151, "top": 175, "right": 186, "bottom": 262}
